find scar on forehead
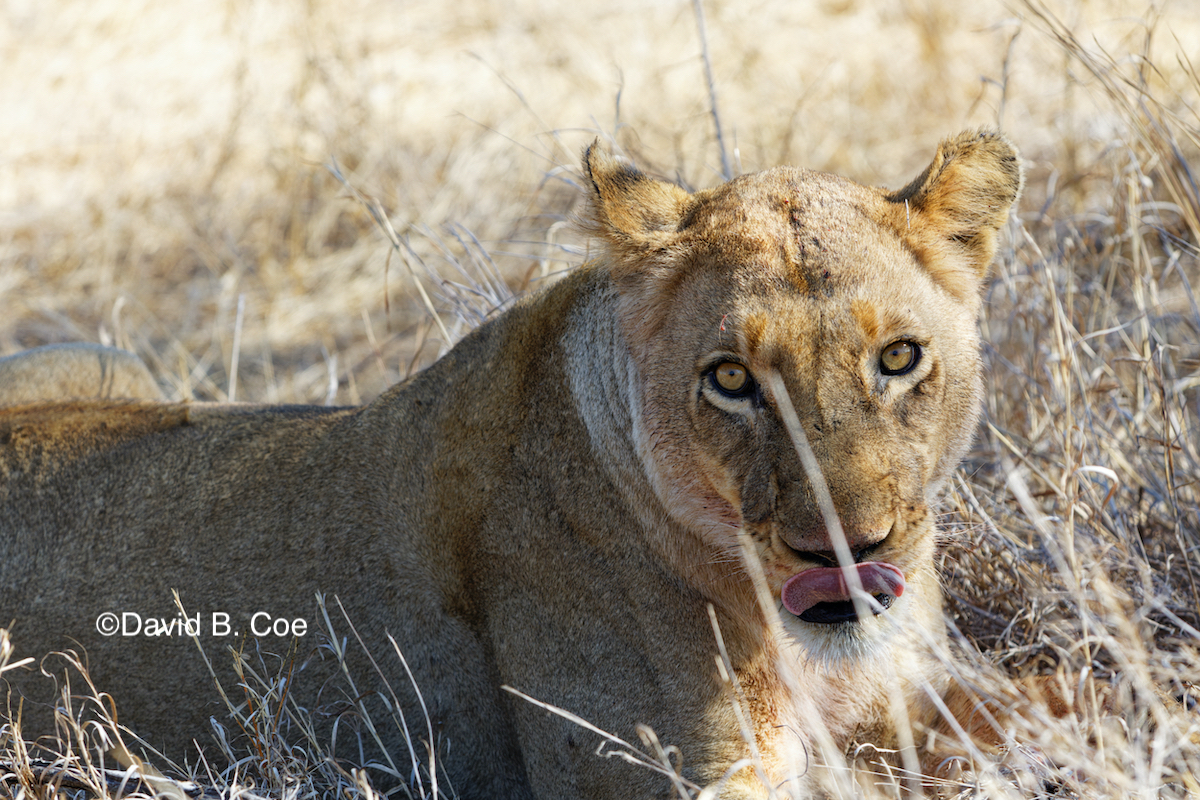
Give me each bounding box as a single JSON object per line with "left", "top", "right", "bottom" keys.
{"left": 852, "top": 299, "right": 880, "bottom": 341}
{"left": 740, "top": 311, "right": 769, "bottom": 356}
{"left": 851, "top": 298, "right": 911, "bottom": 341}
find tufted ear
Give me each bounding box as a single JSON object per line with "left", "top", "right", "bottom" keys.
{"left": 884, "top": 130, "right": 1022, "bottom": 302}
{"left": 583, "top": 141, "right": 693, "bottom": 260}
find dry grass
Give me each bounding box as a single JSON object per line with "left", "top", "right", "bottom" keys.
{"left": 2, "top": 0, "right": 1199, "bottom": 797}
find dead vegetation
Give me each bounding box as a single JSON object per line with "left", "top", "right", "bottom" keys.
{"left": 1, "top": 0, "right": 1198, "bottom": 797}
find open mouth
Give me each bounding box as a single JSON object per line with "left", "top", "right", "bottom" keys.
{"left": 781, "top": 562, "right": 905, "bottom": 624}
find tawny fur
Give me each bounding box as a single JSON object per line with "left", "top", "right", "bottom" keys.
{"left": 0, "top": 131, "right": 1021, "bottom": 799}
{"left": 0, "top": 343, "right": 164, "bottom": 406}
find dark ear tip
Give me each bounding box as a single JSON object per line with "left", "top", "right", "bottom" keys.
{"left": 578, "top": 145, "right": 691, "bottom": 244}
{"left": 582, "top": 137, "right": 603, "bottom": 182}
{"left": 948, "top": 127, "right": 1016, "bottom": 153}
{"left": 954, "top": 128, "right": 1023, "bottom": 179}
{"left": 976, "top": 132, "right": 1024, "bottom": 205}
{"left": 887, "top": 128, "right": 1023, "bottom": 207}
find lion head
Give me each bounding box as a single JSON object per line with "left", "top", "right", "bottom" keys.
{"left": 583, "top": 131, "right": 1021, "bottom": 658}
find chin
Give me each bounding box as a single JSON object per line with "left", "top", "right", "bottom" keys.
{"left": 780, "top": 601, "right": 907, "bottom": 665}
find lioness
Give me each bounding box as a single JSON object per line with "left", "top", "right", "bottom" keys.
{"left": 1, "top": 131, "right": 1021, "bottom": 798}
{"left": 0, "top": 343, "right": 163, "bottom": 405}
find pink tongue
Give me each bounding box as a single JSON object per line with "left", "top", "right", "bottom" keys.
{"left": 781, "top": 562, "right": 906, "bottom": 617}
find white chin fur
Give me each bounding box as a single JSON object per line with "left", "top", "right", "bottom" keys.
{"left": 780, "top": 601, "right": 904, "bottom": 664}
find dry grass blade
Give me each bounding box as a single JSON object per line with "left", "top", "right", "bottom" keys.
{"left": 691, "top": 0, "right": 733, "bottom": 181}
{"left": 325, "top": 161, "right": 453, "bottom": 349}
{"left": 763, "top": 369, "right": 875, "bottom": 622}
{"left": 500, "top": 687, "right": 702, "bottom": 797}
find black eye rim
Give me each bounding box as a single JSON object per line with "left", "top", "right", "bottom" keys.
{"left": 708, "top": 361, "right": 757, "bottom": 399}
{"left": 879, "top": 340, "right": 923, "bottom": 376}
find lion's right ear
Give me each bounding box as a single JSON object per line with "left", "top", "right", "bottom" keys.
{"left": 583, "top": 141, "right": 692, "bottom": 263}
{"left": 884, "top": 130, "right": 1022, "bottom": 303}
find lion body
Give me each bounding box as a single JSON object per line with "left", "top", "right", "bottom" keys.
{"left": 0, "top": 133, "right": 1020, "bottom": 798}
{"left": 0, "top": 343, "right": 163, "bottom": 405}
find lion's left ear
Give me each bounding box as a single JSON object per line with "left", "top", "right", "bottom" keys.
{"left": 582, "top": 141, "right": 693, "bottom": 268}
{"left": 884, "top": 130, "right": 1022, "bottom": 302}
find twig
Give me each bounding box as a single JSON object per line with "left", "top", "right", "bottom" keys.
{"left": 228, "top": 294, "right": 245, "bottom": 403}
{"left": 692, "top": 0, "right": 732, "bottom": 180}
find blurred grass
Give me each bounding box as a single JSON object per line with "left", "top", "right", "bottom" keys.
{"left": 2, "top": 0, "right": 1199, "bottom": 797}
{"left": 1, "top": 0, "right": 1134, "bottom": 402}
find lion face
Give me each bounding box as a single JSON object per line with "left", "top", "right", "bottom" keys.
{"left": 584, "top": 133, "right": 1021, "bottom": 658}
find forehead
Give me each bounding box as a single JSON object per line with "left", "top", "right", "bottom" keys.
{"left": 679, "top": 166, "right": 915, "bottom": 296}
{"left": 672, "top": 167, "right": 936, "bottom": 342}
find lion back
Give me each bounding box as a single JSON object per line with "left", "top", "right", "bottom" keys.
{"left": 0, "top": 343, "right": 163, "bottom": 406}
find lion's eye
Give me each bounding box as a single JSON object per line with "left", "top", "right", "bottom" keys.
{"left": 712, "top": 362, "right": 753, "bottom": 397}
{"left": 880, "top": 341, "right": 920, "bottom": 376}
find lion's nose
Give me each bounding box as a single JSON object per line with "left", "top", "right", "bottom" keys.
{"left": 780, "top": 524, "right": 891, "bottom": 563}
{"left": 777, "top": 522, "right": 892, "bottom": 566}
{"left": 789, "top": 547, "right": 872, "bottom": 567}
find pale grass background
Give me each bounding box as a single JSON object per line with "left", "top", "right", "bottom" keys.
{"left": 3, "top": 0, "right": 1193, "bottom": 404}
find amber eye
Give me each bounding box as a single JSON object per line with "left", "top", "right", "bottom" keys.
{"left": 880, "top": 341, "right": 921, "bottom": 376}
{"left": 712, "top": 362, "right": 753, "bottom": 397}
